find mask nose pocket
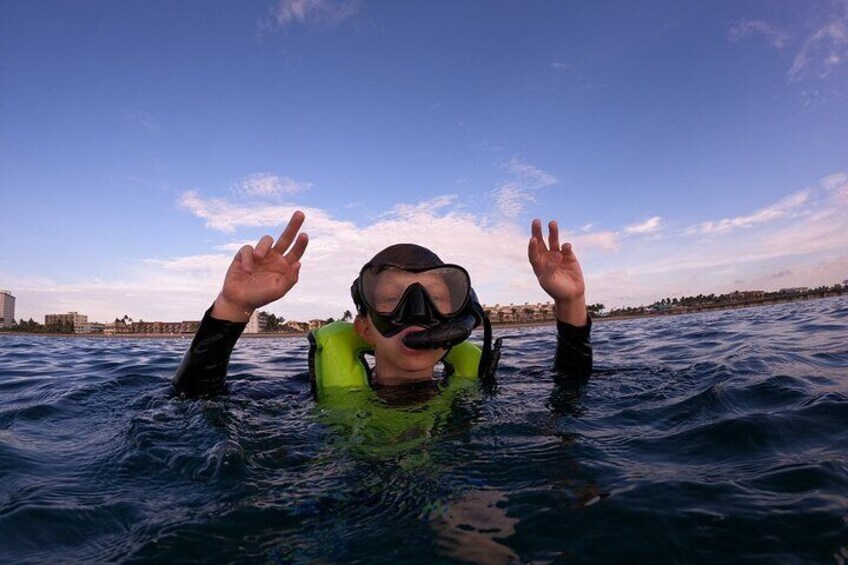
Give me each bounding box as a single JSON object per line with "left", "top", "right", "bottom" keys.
{"left": 397, "top": 283, "right": 438, "bottom": 324}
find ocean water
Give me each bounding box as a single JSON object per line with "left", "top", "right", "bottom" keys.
{"left": 1, "top": 297, "right": 846, "bottom": 564}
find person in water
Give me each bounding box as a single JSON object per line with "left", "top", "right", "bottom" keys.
{"left": 172, "top": 211, "right": 591, "bottom": 398}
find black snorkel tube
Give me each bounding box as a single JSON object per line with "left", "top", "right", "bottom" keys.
{"left": 400, "top": 312, "right": 477, "bottom": 349}
{"left": 400, "top": 290, "right": 502, "bottom": 382}
{"left": 401, "top": 288, "right": 480, "bottom": 349}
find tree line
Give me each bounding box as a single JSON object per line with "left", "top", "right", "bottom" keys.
{"left": 0, "top": 318, "right": 75, "bottom": 333}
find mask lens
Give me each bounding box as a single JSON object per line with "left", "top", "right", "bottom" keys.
{"left": 362, "top": 266, "right": 470, "bottom": 316}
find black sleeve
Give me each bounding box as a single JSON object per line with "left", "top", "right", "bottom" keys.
{"left": 553, "top": 316, "right": 593, "bottom": 380}
{"left": 172, "top": 305, "right": 247, "bottom": 398}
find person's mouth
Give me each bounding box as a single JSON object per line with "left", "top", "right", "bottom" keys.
{"left": 397, "top": 326, "right": 426, "bottom": 339}
{"left": 397, "top": 326, "right": 430, "bottom": 353}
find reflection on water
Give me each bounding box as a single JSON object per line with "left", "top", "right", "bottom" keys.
{"left": 0, "top": 296, "right": 847, "bottom": 563}
{"left": 431, "top": 490, "right": 519, "bottom": 564}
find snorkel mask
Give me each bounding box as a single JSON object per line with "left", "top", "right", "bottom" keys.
{"left": 351, "top": 244, "right": 483, "bottom": 349}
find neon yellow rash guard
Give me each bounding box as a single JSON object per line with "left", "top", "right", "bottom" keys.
{"left": 307, "top": 321, "right": 484, "bottom": 458}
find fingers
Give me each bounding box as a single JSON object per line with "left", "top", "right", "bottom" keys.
{"left": 273, "top": 210, "right": 306, "bottom": 254}
{"left": 548, "top": 221, "right": 561, "bottom": 253}
{"left": 254, "top": 235, "right": 273, "bottom": 258}
{"left": 529, "top": 219, "right": 545, "bottom": 268}
{"left": 528, "top": 237, "right": 540, "bottom": 266}
{"left": 238, "top": 245, "right": 254, "bottom": 273}
{"left": 530, "top": 219, "right": 546, "bottom": 251}
{"left": 285, "top": 232, "right": 308, "bottom": 263}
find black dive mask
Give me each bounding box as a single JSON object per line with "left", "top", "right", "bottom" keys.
{"left": 351, "top": 264, "right": 481, "bottom": 349}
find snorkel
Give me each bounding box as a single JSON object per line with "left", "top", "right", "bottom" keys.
{"left": 399, "top": 288, "right": 483, "bottom": 350}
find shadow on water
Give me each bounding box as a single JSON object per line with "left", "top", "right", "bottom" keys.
{"left": 1, "top": 296, "right": 847, "bottom": 563}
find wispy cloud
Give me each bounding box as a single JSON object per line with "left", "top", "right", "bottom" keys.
{"left": 507, "top": 157, "right": 557, "bottom": 188}
{"left": 788, "top": 3, "right": 848, "bottom": 80}
{"left": 264, "top": 0, "right": 361, "bottom": 31}
{"left": 820, "top": 171, "right": 848, "bottom": 191}
{"left": 821, "top": 171, "right": 848, "bottom": 205}
{"left": 387, "top": 195, "right": 458, "bottom": 218}
{"left": 728, "top": 4, "right": 848, "bottom": 83}
{"left": 625, "top": 216, "right": 662, "bottom": 235}
{"left": 235, "top": 173, "right": 312, "bottom": 197}
{"left": 179, "top": 190, "right": 346, "bottom": 234}
{"left": 789, "top": 22, "right": 848, "bottom": 80}
{"left": 493, "top": 184, "right": 527, "bottom": 219}
{"left": 121, "top": 107, "right": 160, "bottom": 132}
{"left": 687, "top": 190, "right": 809, "bottom": 235}
{"left": 492, "top": 157, "right": 557, "bottom": 219}
{"left": 728, "top": 20, "right": 788, "bottom": 48}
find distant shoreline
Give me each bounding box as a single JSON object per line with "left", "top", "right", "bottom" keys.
{"left": 2, "top": 292, "right": 842, "bottom": 339}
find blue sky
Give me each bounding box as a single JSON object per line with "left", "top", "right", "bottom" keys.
{"left": 2, "top": 0, "right": 847, "bottom": 323}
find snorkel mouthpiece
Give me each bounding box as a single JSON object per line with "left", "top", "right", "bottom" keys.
{"left": 401, "top": 312, "right": 478, "bottom": 350}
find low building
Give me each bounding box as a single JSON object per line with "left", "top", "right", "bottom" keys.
{"left": 0, "top": 290, "right": 15, "bottom": 328}
{"left": 104, "top": 321, "right": 132, "bottom": 335}
{"left": 284, "top": 321, "right": 309, "bottom": 333}
{"left": 779, "top": 287, "right": 809, "bottom": 294}
{"left": 309, "top": 319, "right": 328, "bottom": 330}
{"left": 483, "top": 301, "right": 556, "bottom": 324}
{"left": 730, "top": 290, "right": 765, "bottom": 300}
{"left": 45, "top": 311, "right": 89, "bottom": 333}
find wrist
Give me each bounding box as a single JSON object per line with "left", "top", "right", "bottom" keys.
{"left": 554, "top": 295, "right": 587, "bottom": 326}
{"left": 211, "top": 293, "right": 254, "bottom": 323}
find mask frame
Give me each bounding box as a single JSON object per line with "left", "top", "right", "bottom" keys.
{"left": 351, "top": 263, "right": 472, "bottom": 338}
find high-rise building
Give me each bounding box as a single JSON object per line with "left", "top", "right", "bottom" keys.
{"left": 245, "top": 310, "right": 269, "bottom": 334}
{"left": 0, "top": 290, "right": 15, "bottom": 328}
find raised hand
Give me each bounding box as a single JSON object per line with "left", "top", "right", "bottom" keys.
{"left": 528, "top": 219, "right": 588, "bottom": 325}
{"left": 212, "top": 211, "right": 309, "bottom": 322}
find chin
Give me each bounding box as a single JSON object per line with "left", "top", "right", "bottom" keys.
{"left": 401, "top": 354, "right": 443, "bottom": 373}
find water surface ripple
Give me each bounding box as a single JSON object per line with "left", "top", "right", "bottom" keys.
{"left": 1, "top": 297, "right": 846, "bottom": 563}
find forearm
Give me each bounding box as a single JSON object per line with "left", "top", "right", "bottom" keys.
{"left": 553, "top": 316, "right": 592, "bottom": 380}
{"left": 172, "top": 305, "right": 247, "bottom": 398}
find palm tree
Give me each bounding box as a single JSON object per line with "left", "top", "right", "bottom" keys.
{"left": 587, "top": 303, "right": 605, "bottom": 315}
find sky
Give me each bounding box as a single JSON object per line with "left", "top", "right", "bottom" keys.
{"left": 1, "top": 0, "right": 847, "bottom": 323}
